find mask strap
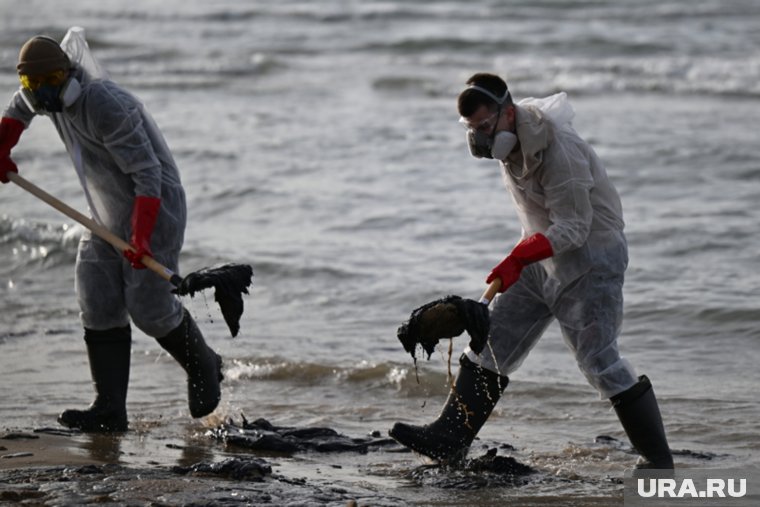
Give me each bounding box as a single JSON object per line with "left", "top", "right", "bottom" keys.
{"left": 19, "top": 87, "right": 38, "bottom": 113}
{"left": 490, "top": 104, "right": 503, "bottom": 138}
{"left": 467, "top": 85, "right": 510, "bottom": 105}
{"left": 467, "top": 86, "right": 507, "bottom": 137}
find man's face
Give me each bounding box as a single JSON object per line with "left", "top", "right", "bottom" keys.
{"left": 461, "top": 104, "right": 514, "bottom": 135}
{"left": 461, "top": 105, "right": 500, "bottom": 134}
{"left": 19, "top": 69, "right": 68, "bottom": 92}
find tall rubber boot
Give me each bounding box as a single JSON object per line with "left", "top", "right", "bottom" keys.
{"left": 611, "top": 375, "right": 674, "bottom": 469}
{"left": 58, "top": 326, "right": 131, "bottom": 432}
{"left": 156, "top": 309, "right": 223, "bottom": 418}
{"left": 389, "top": 354, "right": 508, "bottom": 464}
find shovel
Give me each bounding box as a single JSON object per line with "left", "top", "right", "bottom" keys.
{"left": 397, "top": 278, "right": 502, "bottom": 361}
{"left": 8, "top": 172, "right": 253, "bottom": 337}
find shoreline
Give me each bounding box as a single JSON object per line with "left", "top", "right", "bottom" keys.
{"left": 1, "top": 430, "right": 101, "bottom": 470}
{"left": 0, "top": 425, "right": 627, "bottom": 506}
{"left": 0, "top": 428, "right": 407, "bottom": 506}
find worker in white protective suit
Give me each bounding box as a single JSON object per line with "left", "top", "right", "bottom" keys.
{"left": 0, "top": 28, "right": 223, "bottom": 432}
{"left": 390, "top": 73, "right": 674, "bottom": 469}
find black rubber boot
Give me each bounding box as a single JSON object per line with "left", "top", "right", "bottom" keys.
{"left": 611, "top": 375, "right": 674, "bottom": 469}
{"left": 389, "top": 354, "right": 508, "bottom": 464}
{"left": 156, "top": 309, "right": 223, "bottom": 418}
{"left": 58, "top": 326, "right": 131, "bottom": 433}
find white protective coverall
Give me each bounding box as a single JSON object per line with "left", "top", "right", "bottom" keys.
{"left": 3, "top": 28, "right": 185, "bottom": 337}
{"left": 465, "top": 93, "right": 638, "bottom": 399}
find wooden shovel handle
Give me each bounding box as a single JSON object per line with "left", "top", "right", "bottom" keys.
{"left": 479, "top": 278, "right": 502, "bottom": 305}
{"left": 8, "top": 172, "right": 180, "bottom": 285}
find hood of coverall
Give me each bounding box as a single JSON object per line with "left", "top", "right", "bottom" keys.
{"left": 504, "top": 92, "right": 577, "bottom": 181}
{"left": 505, "top": 104, "right": 553, "bottom": 181}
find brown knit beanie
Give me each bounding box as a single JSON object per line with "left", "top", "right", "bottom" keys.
{"left": 17, "top": 36, "right": 71, "bottom": 76}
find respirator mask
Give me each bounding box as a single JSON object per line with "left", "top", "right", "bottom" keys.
{"left": 461, "top": 85, "right": 517, "bottom": 161}
{"left": 466, "top": 128, "right": 518, "bottom": 161}
{"left": 19, "top": 70, "right": 80, "bottom": 114}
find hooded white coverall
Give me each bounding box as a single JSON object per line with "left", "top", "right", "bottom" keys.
{"left": 3, "top": 60, "right": 185, "bottom": 338}
{"left": 465, "top": 93, "right": 638, "bottom": 399}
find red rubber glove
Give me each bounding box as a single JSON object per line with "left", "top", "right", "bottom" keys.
{"left": 0, "top": 117, "right": 25, "bottom": 184}
{"left": 486, "top": 233, "right": 554, "bottom": 293}
{"left": 0, "top": 156, "right": 18, "bottom": 184}
{"left": 124, "top": 196, "right": 161, "bottom": 269}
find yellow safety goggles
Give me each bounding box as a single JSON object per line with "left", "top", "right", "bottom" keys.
{"left": 19, "top": 70, "right": 68, "bottom": 92}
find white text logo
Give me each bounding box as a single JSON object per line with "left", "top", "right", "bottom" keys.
{"left": 637, "top": 478, "right": 747, "bottom": 499}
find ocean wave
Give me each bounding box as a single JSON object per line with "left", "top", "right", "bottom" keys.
{"left": 252, "top": 259, "right": 361, "bottom": 283}
{"left": 363, "top": 43, "right": 760, "bottom": 99}
{"left": 0, "top": 216, "right": 80, "bottom": 271}
{"left": 0, "top": 215, "right": 81, "bottom": 246}
{"left": 32, "top": 0, "right": 757, "bottom": 100}
{"left": 224, "top": 356, "right": 453, "bottom": 396}
{"left": 106, "top": 52, "right": 285, "bottom": 90}
{"left": 499, "top": 54, "right": 760, "bottom": 99}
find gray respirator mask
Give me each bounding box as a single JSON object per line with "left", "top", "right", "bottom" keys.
{"left": 466, "top": 129, "right": 518, "bottom": 160}
{"left": 462, "top": 86, "right": 517, "bottom": 161}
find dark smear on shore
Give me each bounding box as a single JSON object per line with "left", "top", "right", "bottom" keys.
{"left": 2, "top": 425, "right": 722, "bottom": 505}
{"left": 0, "top": 461, "right": 405, "bottom": 506}
{"left": 207, "top": 415, "right": 398, "bottom": 454}
{"left": 404, "top": 447, "right": 537, "bottom": 490}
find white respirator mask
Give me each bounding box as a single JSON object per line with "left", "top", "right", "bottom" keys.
{"left": 461, "top": 85, "right": 516, "bottom": 161}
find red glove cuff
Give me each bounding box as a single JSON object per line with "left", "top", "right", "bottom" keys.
{"left": 511, "top": 233, "right": 554, "bottom": 265}
{"left": 0, "top": 117, "right": 25, "bottom": 157}
{"left": 486, "top": 256, "right": 522, "bottom": 292}
{"left": 486, "top": 233, "right": 554, "bottom": 293}
{"left": 0, "top": 156, "right": 19, "bottom": 184}
{"left": 126, "top": 196, "right": 161, "bottom": 268}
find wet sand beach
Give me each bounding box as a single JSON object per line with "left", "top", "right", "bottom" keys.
{"left": 0, "top": 426, "right": 407, "bottom": 506}
{"left": 1, "top": 423, "right": 626, "bottom": 506}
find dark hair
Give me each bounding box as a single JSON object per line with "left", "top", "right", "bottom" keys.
{"left": 457, "top": 73, "right": 512, "bottom": 117}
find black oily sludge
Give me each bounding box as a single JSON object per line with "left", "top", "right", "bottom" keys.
{"left": 174, "top": 262, "right": 254, "bottom": 337}
{"left": 0, "top": 462, "right": 407, "bottom": 506}
{"left": 208, "top": 415, "right": 398, "bottom": 454}
{"left": 397, "top": 295, "right": 490, "bottom": 360}
{"left": 173, "top": 456, "right": 272, "bottom": 481}
{"left": 405, "top": 448, "right": 536, "bottom": 490}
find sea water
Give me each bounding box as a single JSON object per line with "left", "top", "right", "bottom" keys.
{"left": 1, "top": 0, "right": 759, "bottom": 504}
